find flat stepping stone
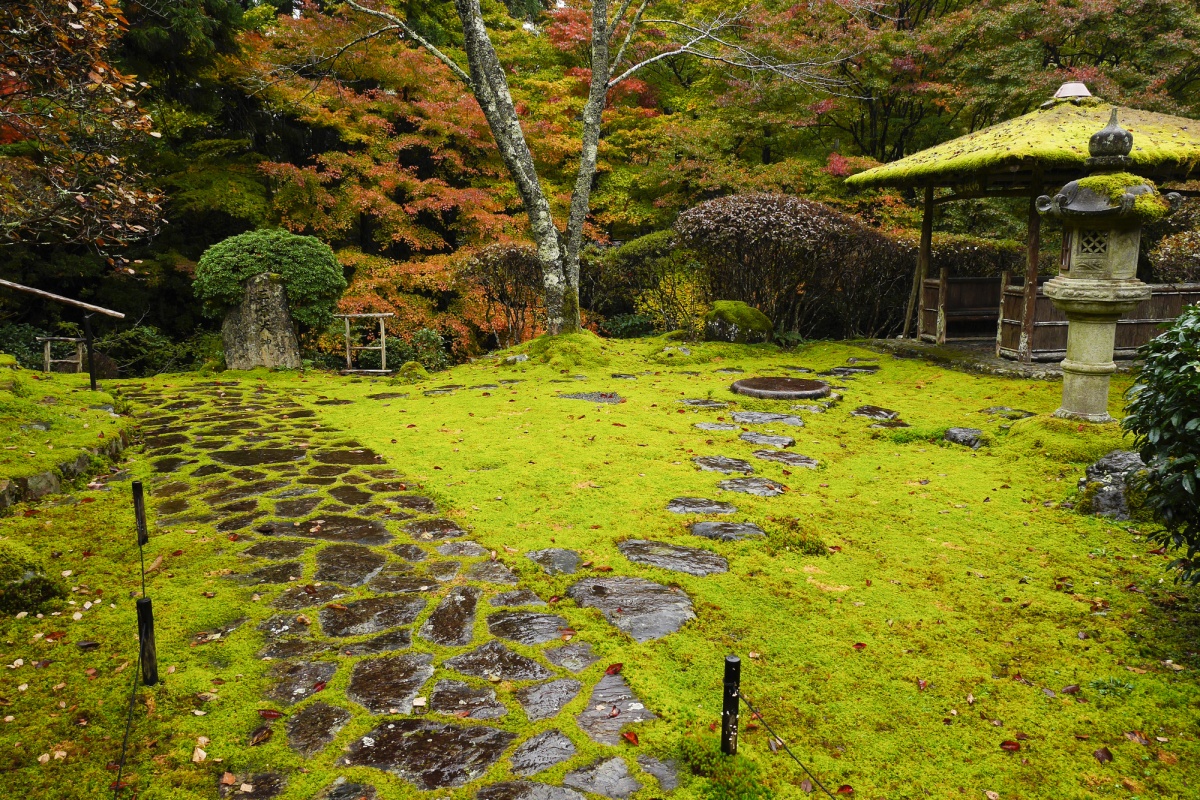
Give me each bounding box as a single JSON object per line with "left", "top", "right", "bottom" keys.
{"left": 568, "top": 577, "right": 694, "bottom": 642}
{"left": 564, "top": 758, "right": 643, "bottom": 799}
{"left": 192, "top": 616, "right": 246, "bottom": 646}
{"left": 946, "top": 427, "right": 984, "bottom": 448}
{"left": 693, "top": 455, "right": 754, "bottom": 474}
{"left": 320, "top": 595, "right": 427, "bottom": 637}
{"left": 545, "top": 642, "right": 598, "bottom": 672}
{"left": 330, "top": 485, "right": 372, "bottom": 505}
{"left": 560, "top": 392, "right": 622, "bottom": 404}
{"left": 719, "top": 477, "right": 786, "bottom": 496}
{"left": 347, "top": 654, "right": 434, "bottom": 714}
{"left": 666, "top": 497, "right": 737, "bottom": 514}
{"left": 439, "top": 541, "right": 488, "bottom": 556}
{"left": 510, "top": 730, "right": 577, "bottom": 776}
{"left": 368, "top": 574, "right": 439, "bottom": 594}
{"left": 295, "top": 515, "right": 392, "bottom": 546}
{"left": 576, "top": 673, "right": 657, "bottom": 745}
{"left": 237, "top": 562, "right": 302, "bottom": 585}
{"left": 487, "top": 611, "right": 569, "bottom": 645}
{"left": 266, "top": 660, "right": 338, "bottom": 706}
{"left": 427, "top": 561, "right": 461, "bottom": 582}
{"left": 731, "top": 377, "right": 830, "bottom": 400}
{"left": 419, "top": 586, "right": 481, "bottom": 646}
{"left": 286, "top": 701, "right": 351, "bottom": 756}
{"left": 444, "top": 640, "right": 553, "bottom": 681}
{"left": 367, "top": 392, "right": 409, "bottom": 400}
{"left": 822, "top": 364, "right": 879, "bottom": 376}
{"left": 218, "top": 511, "right": 267, "bottom": 532}
{"left": 467, "top": 560, "right": 518, "bottom": 583}
{"left": 731, "top": 411, "right": 804, "bottom": 427}
{"left": 315, "top": 449, "right": 384, "bottom": 465}
{"left": 206, "top": 479, "right": 289, "bottom": 504}
{"left": 314, "top": 544, "right": 387, "bottom": 586}
{"left": 387, "top": 495, "right": 438, "bottom": 515}
{"left": 258, "top": 639, "right": 328, "bottom": 660}
{"left": 342, "top": 719, "right": 516, "bottom": 789}
{"left": 310, "top": 465, "right": 350, "bottom": 477}
{"left": 754, "top": 450, "right": 818, "bottom": 469}
{"left": 981, "top": 406, "right": 1035, "bottom": 420}
{"left": 714, "top": 367, "right": 744, "bottom": 374}
{"left": 782, "top": 365, "right": 814, "bottom": 373}
{"left": 612, "top": 373, "right": 637, "bottom": 380}
{"left": 870, "top": 419, "right": 910, "bottom": 429}
{"left": 740, "top": 431, "right": 794, "bottom": 448}
{"left": 478, "top": 783, "right": 584, "bottom": 800}
{"left": 276, "top": 497, "right": 322, "bottom": 517}
{"left": 273, "top": 584, "right": 348, "bottom": 610}
{"left": 851, "top": 405, "right": 899, "bottom": 420}
{"left": 340, "top": 629, "right": 413, "bottom": 656}
{"left": 153, "top": 456, "right": 191, "bottom": 473}
{"left": 211, "top": 448, "right": 308, "bottom": 466}
{"left": 516, "top": 678, "right": 582, "bottom": 721}
{"left": 241, "top": 540, "right": 313, "bottom": 560}
{"left": 791, "top": 403, "right": 824, "bottom": 413}
{"left": 527, "top": 548, "right": 581, "bottom": 575}
{"left": 157, "top": 498, "right": 188, "bottom": 515}
{"left": 217, "top": 772, "right": 286, "bottom": 800}
{"left": 429, "top": 679, "right": 508, "bottom": 719}
{"left": 391, "top": 543, "right": 427, "bottom": 561}
{"left": 691, "top": 522, "right": 763, "bottom": 542}
{"left": 618, "top": 540, "right": 728, "bottom": 576}
{"left": 321, "top": 782, "right": 378, "bottom": 800}
{"left": 258, "top": 613, "right": 311, "bottom": 639}
{"left": 408, "top": 518, "right": 466, "bottom": 540}
{"left": 491, "top": 589, "right": 547, "bottom": 607}
{"left": 638, "top": 756, "right": 680, "bottom": 791}
{"left": 693, "top": 422, "right": 737, "bottom": 432}
{"left": 679, "top": 399, "right": 727, "bottom": 409}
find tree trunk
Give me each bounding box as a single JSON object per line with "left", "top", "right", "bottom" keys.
{"left": 453, "top": 0, "right": 578, "bottom": 334}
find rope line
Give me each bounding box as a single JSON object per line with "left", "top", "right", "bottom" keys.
{"left": 737, "top": 691, "right": 838, "bottom": 800}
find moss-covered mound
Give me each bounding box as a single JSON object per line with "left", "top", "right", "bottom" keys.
{"left": 517, "top": 330, "right": 612, "bottom": 370}
{"left": 704, "top": 301, "right": 773, "bottom": 344}
{"left": 0, "top": 540, "right": 67, "bottom": 613}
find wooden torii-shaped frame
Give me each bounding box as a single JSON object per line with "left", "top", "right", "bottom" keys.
{"left": 0, "top": 278, "right": 125, "bottom": 390}
{"left": 845, "top": 85, "right": 1200, "bottom": 363}
{"left": 334, "top": 312, "right": 395, "bottom": 374}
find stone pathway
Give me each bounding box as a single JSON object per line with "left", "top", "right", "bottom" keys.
{"left": 118, "top": 380, "right": 688, "bottom": 799}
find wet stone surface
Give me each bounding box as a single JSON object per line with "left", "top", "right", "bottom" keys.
{"left": 429, "top": 679, "right": 508, "bottom": 719}
{"left": 339, "top": 628, "right": 413, "bottom": 656}
{"left": 693, "top": 455, "right": 754, "bottom": 474}
{"left": 419, "top": 586, "right": 481, "bottom": 646}
{"left": 982, "top": 405, "right": 1036, "bottom": 420}
{"left": 638, "top": 756, "right": 680, "bottom": 791}
{"left": 491, "top": 589, "right": 547, "bottom": 607}
{"left": 427, "top": 561, "right": 460, "bottom": 582}
{"left": 731, "top": 411, "right": 804, "bottom": 427}
{"left": 242, "top": 540, "right": 314, "bottom": 560}
{"left": 295, "top": 515, "right": 392, "bottom": 546}
{"left": 286, "top": 701, "right": 351, "bottom": 756}
{"left": 156, "top": 497, "right": 189, "bottom": 515}
{"left": 693, "top": 422, "right": 738, "bottom": 432}
{"left": 368, "top": 574, "right": 439, "bottom": 594}
{"left": 347, "top": 654, "right": 434, "bottom": 714}
{"left": 563, "top": 758, "right": 643, "bottom": 799}
{"left": 718, "top": 477, "right": 786, "bottom": 496}
{"left": 273, "top": 584, "right": 348, "bottom": 611}
{"left": 258, "top": 613, "right": 311, "bottom": 639}
{"left": 618, "top": 540, "right": 728, "bottom": 576}
{"left": 568, "top": 578, "right": 695, "bottom": 642}
{"left": 341, "top": 719, "right": 516, "bottom": 789}
{"left": 329, "top": 485, "right": 373, "bottom": 505}
{"left": 576, "top": 674, "right": 657, "bottom": 745}
{"left": 211, "top": 448, "right": 308, "bottom": 466}
{"left": 407, "top": 518, "right": 466, "bottom": 540}
{"left": 320, "top": 595, "right": 427, "bottom": 637}
{"left": 487, "top": 611, "right": 569, "bottom": 645}
{"left": 391, "top": 543, "right": 427, "bottom": 561}
{"left": 314, "top": 544, "right": 387, "bottom": 586}
{"left": 217, "top": 772, "right": 286, "bottom": 799}
{"left": 276, "top": 497, "right": 322, "bottom": 517}
{"left": 510, "top": 730, "right": 577, "bottom": 776}
{"left": 467, "top": 560, "right": 519, "bottom": 584}
{"left": 731, "top": 376, "right": 830, "bottom": 400}
{"left": 560, "top": 392, "right": 623, "bottom": 404}
{"left": 689, "top": 521, "right": 764, "bottom": 542}
{"left": 516, "top": 678, "right": 582, "bottom": 722}
{"left": 527, "top": 548, "right": 581, "bottom": 575}
{"left": 945, "top": 427, "right": 984, "bottom": 448}
{"left": 545, "top": 642, "right": 598, "bottom": 673}
{"left": 740, "top": 431, "right": 794, "bottom": 448}
{"left": 266, "top": 660, "right": 338, "bottom": 706}
{"left": 679, "top": 399, "right": 727, "bottom": 409}
{"left": 851, "top": 405, "right": 899, "bottom": 420}
{"left": 666, "top": 497, "right": 737, "bottom": 514}
{"left": 322, "top": 782, "right": 378, "bottom": 800}
{"left": 238, "top": 561, "right": 302, "bottom": 585}
{"left": 438, "top": 540, "right": 487, "bottom": 557}
{"left": 444, "top": 640, "right": 553, "bottom": 681}
{"left": 316, "top": 449, "right": 384, "bottom": 465}
{"left": 754, "top": 450, "right": 819, "bottom": 469}
{"left": 478, "top": 783, "right": 584, "bottom": 800}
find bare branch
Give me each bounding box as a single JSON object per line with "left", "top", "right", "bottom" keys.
{"left": 343, "top": 0, "right": 474, "bottom": 87}
{"left": 610, "top": 0, "right": 651, "bottom": 71}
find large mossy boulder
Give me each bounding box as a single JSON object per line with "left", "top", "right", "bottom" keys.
{"left": 0, "top": 541, "right": 68, "bottom": 614}
{"left": 704, "top": 301, "right": 773, "bottom": 344}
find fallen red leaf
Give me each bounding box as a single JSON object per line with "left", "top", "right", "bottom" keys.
{"left": 80, "top": 497, "right": 95, "bottom": 504}
{"left": 258, "top": 709, "right": 284, "bottom": 720}
{"left": 1094, "top": 746, "right": 1113, "bottom": 763}
{"left": 621, "top": 732, "right": 639, "bottom": 746}
{"left": 1000, "top": 740, "right": 1021, "bottom": 752}
{"left": 836, "top": 786, "right": 854, "bottom": 795}
{"left": 917, "top": 679, "right": 928, "bottom": 691}
{"left": 312, "top": 681, "right": 326, "bottom": 692}
{"left": 852, "top": 643, "right": 867, "bottom": 651}
{"left": 605, "top": 663, "right": 624, "bottom": 675}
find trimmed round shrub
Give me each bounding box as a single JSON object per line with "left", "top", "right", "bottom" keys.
{"left": 193, "top": 229, "right": 347, "bottom": 331}
{"left": 1123, "top": 304, "right": 1200, "bottom": 583}
{"left": 0, "top": 541, "right": 68, "bottom": 613}
{"left": 1149, "top": 230, "right": 1200, "bottom": 284}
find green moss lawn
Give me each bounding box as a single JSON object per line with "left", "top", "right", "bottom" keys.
{"left": 1, "top": 337, "right": 1197, "bottom": 800}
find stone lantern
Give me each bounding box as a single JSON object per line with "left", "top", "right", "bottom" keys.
{"left": 1036, "top": 110, "right": 1177, "bottom": 422}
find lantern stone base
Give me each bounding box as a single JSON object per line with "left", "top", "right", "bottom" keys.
{"left": 1043, "top": 276, "right": 1149, "bottom": 423}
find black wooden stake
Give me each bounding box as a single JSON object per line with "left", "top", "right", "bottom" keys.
{"left": 132, "top": 481, "right": 148, "bottom": 546}
{"left": 721, "top": 654, "right": 741, "bottom": 755}
{"left": 136, "top": 598, "right": 158, "bottom": 687}
{"left": 83, "top": 313, "right": 97, "bottom": 391}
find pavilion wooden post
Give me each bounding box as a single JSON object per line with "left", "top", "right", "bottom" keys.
{"left": 344, "top": 316, "right": 352, "bottom": 370}
{"left": 903, "top": 186, "right": 936, "bottom": 339}
{"left": 378, "top": 316, "right": 387, "bottom": 372}
{"left": 1019, "top": 189, "right": 1042, "bottom": 364}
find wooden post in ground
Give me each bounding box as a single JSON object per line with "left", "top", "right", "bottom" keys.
{"left": 721, "top": 655, "right": 741, "bottom": 755}
{"left": 903, "top": 186, "right": 935, "bottom": 339}
{"left": 1020, "top": 191, "right": 1042, "bottom": 364}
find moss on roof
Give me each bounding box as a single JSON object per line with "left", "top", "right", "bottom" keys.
{"left": 845, "top": 99, "right": 1200, "bottom": 189}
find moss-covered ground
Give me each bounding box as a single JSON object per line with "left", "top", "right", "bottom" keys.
{"left": 1, "top": 336, "right": 1197, "bottom": 800}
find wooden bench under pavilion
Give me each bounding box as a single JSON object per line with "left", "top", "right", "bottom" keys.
{"left": 846, "top": 83, "right": 1200, "bottom": 362}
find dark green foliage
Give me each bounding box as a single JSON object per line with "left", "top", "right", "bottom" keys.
{"left": 765, "top": 517, "right": 828, "bottom": 557}
{"left": 0, "top": 323, "right": 51, "bottom": 369}
{"left": 1123, "top": 305, "right": 1200, "bottom": 583}
{"left": 588, "top": 231, "right": 707, "bottom": 336}
{"left": 194, "top": 229, "right": 347, "bottom": 331}
{"left": 680, "top": 734, "right": 776, "bottom": 800}
{"left": 93, "top": 326, "right": 221, "bottom": 376}
{"left": 355, "top": 328, "right": 450, "bottom": 373}
{"left": 600, "top": 313, "right": 655, "bottom": 339}
{"left": 0, "top": 541, "right": 68, "bottom": 614}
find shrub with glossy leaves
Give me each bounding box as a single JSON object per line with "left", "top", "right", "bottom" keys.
{"left": 1123, "top": 304, "right": 1200, "bottom": 583}
{"left": 194, "top": 229, "right": 347, "bottom": 331}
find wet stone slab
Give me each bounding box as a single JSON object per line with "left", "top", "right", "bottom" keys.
{"left": 294, "top": 515, "right": 392, "bottom": 546}
{"left": 276, "top": 497, "right": 322, "bottom": 517}
{"left": 320, "top": 595, "right": 427, "bottom": 637}
{"left": 491, "top": 589, "right": 547, "bottom": 607}
{"left": 211, "top": 448, "right": 308, "bottom": 466}
{"left": 753, "top": 450, "right": 819, "bottom": 469}
{"left": 718, "top": 477, "right": 786, "bottom": 496}
{"left": 258, "top": 613, "right": 311, "bottom": 640}
{"left": 560, "top": 392, "right": 623, "bottom": 404}
{"left": 945, "top": 427, "right": 984, "bottom": 448}
{"left": 273, "top": 584, "right": 348, "bottom": 611}
{"left": 478, "top": 783, "right": 584, "bottom": 800}
{"left": 563, "top": 758, "right": 643, "bottom": 799}
{"left": 509, "top": 730, "right": 577, "bottom": 776}
{"left": 391, "top": 543, "right": 427, "bottom": 561}
{"left": 527, "top": 548, "right": 581, "bottom": 575}
{"left": 666, "top": 497, "right": 737, "bottom": 515}
{"left": 286, "top": 701, "right": 351, "bottom": 756}
{"left": 516, "top": 678, "right": 582, "bottom": 722}
{"left": 341, "top": 719, "right": 516, "bottom": 789}
{"left": 545, "top": 642, "right": 598, "bottom": 673}
{"left": 851, "top": 405, "right": 899, "bottom": 420}
{"left": 258, "top": 638, "right": 328, "bottom": 660}
{"left": 693, "top": 455, "right": 754, "bottom": 474}
{"left": 339, "top": 629, "right": 413, "bottom": 656}
{"left": 466, "top": 560, "right": 518, "bottom": 584}
{"left": 241, "top": 540, "right": 313, "bottom": 560}
{"left": 153, "top": 456, "right": 192, "bottom": 473}
{"left": 638, "top": 756, "right": 680, "bottom": 791}
{"left": 618, "top": 540, "right": 728, "bottom": 576}
{"left": 407, "top": 518, "right": 466, "bottom": 540}
{"left": 438, "top": 540, "right": 488, "bottom": 557}
{"left": 568, "top": 577, "right": 694, "bottom": 642}
{"left": 576, "top": 674, "right": 657, "bottom": 745}
{"left": 266, "top": 660, "right": 338, "bottom": 706}
{"left": 419, "top": 586, "right": 481, "bottom": 646}
{"left": 740, "top": 431, "right": 794, "bottom": 448}
{"left": 444, "top": 640, "right": 553, "bottom": 681}
{"left": 368, "top": 573, "right": 438, "bottom": 594}
{"left": 315, "top": 449, "right": 384, "bottom": 465}
{"left": 217, "top": 772, "right": 286, "bottom": 799}
{"left": 387, "top": 495, "right": 438, "bottom": 515}
{"left": 330, "top": 485, "right": 373, "bottom": 505}
{"left": 156, "top": 498, "right": 188, "bottom": 515}
{"left": 321, "top": 782, "right": 378, "bottom": 800}
{"left": 693, "top": 422, "right": 738, "bottom": 432}
{"left": 981, "top": 406, "right": 1036, "bottom": 420}
{"left": 310, "top": 465, "right": 350, "bottom": 477}
{"left": 347, "top": 654, "right": 434, "bottom": 714}
{"left": 731, "top": 411, "right": 804, "bottom": 427}
{"left": 230, "top": 469, "right": 268, "bottom": 482}
{"left": 487, "top": 611, "right": 569, "bottom": 645}
{"left": 314, "top": 544, "right": 387, "bottom": 587}
{"left": 429, "top": 679, "right": 508, "bottom": 720}
{"left": 206, "top": 479, "right": 289, "bottom": 504}
{"left": 427, "top": 561, "right": 460, "bottom": 582}
{"left": 679, "top": 399, "right": 728, "bottom": 409}
{"left": 688, "top": 521, "right": 766, "bottom": 541}
{"left": 237, "top": 561, "right": 302, "bottom": 585}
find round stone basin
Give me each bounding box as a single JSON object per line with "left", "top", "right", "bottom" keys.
{"left": 731, "top": 377, "right": 831, "bottom": 400}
